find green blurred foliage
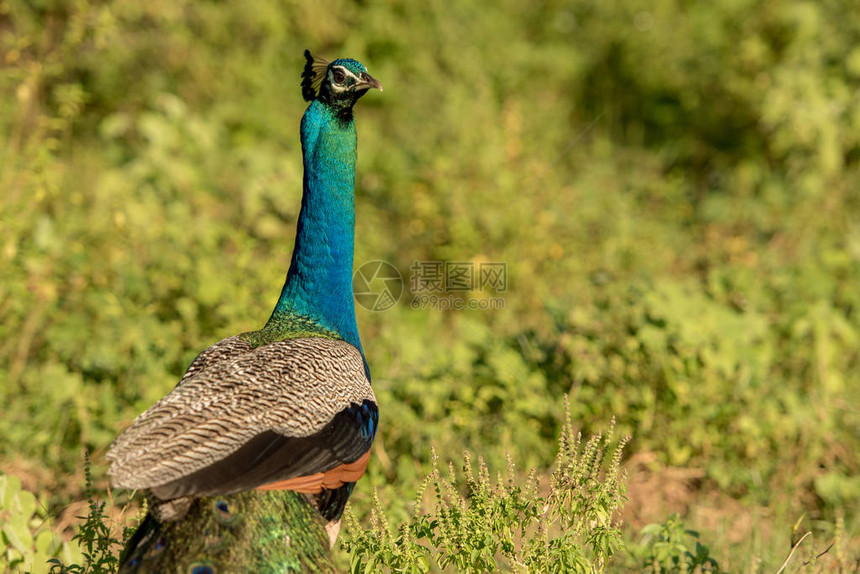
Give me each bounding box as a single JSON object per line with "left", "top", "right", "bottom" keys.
{"left": 0, "top": 0, "right": 858, "bottom": 570}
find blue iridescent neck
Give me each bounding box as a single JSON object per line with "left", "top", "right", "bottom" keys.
{"left": 268, "top": 99, "right": 362, "bottom": 354}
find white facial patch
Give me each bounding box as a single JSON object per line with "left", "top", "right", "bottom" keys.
{"left": 328, "top": 66, "right": 363, "bottom": 93}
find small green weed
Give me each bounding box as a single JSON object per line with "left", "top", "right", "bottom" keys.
{"left": 48, "top": 453, "right": 137, "bottom": 574}
{"left": 628, "top": 514, "right": 721, "bottom": 573}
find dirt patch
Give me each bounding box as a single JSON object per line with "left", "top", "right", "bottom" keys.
{"left": 623, "top": 451, "right": 763, "bottom": 545}
{"left": 623, "top": 451, "right": 705, "bottom": 529}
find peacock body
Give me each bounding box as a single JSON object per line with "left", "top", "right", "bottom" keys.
{"left": 107, "top": 50, "right": 382, "bottom": 573}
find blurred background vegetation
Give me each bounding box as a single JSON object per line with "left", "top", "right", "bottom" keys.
{"left": 1, "top": 0, "right": 858, "bottom": 571}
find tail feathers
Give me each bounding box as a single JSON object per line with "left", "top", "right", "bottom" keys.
{"left": 118, "top": 491, "right": 334, "bottom": 573}
{"left": 118, "top": 512, "right": 162, "bottom": 573}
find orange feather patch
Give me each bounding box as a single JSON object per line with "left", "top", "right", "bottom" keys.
{"left": 257, "top": 450, "right": 371, "bottom": 494}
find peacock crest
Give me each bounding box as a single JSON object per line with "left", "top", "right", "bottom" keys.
{"left": 301, "top": 49, "right": 330, "bottom": 101}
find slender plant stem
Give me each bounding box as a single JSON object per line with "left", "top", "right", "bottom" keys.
{"left": 776, "top": 531, "right": 811, "bottom": 574}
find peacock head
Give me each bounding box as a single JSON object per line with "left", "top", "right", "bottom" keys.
{"left": 301, "top": 49, "right": 382, "bottom": 115}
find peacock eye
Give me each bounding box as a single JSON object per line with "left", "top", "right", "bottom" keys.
{"left": 333, "top": 69, "right": 346, "bottom": 84}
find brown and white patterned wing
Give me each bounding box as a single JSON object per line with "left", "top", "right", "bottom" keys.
{"left": 106, "top": 337, "right": 376, "bottom": 499}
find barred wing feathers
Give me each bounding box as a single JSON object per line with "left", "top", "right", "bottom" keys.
{"left": 106, "top": 337, "right": 376, "bottom": 500}
{"left": 176, "top": 335, "right": 254, "bottom": 385}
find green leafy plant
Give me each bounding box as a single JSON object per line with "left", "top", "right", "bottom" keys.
{"left": 345, "top": 407, "right": 629, "bottom": 573}
{"left": 0, "top": 474, "right": 82, "bottom": 573}
{"left": 629, "top": 514, "right": 721, "bottom": 573}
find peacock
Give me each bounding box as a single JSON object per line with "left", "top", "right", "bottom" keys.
{"left": 106, "top": 50, "right": 382, "bottom": 573}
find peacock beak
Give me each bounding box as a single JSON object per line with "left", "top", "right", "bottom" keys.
{"left": 357, "top": 74, "right": 383, "bottom": 93}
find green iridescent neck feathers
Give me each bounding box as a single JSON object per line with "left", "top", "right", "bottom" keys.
{"left": 263, "top": 50, "right": 382, "bottom": 355}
